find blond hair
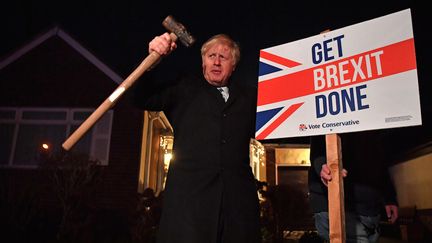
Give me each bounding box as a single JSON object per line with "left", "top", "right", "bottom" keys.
{"left": 201, "top": 34, "right": 240, "bottom": 67}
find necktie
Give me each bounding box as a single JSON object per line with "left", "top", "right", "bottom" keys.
{"left": 217, "top": 87, "right": 229, "bottom": 102}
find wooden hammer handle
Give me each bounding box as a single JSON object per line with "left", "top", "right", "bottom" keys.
{"left": 62, "top": 34, "right": 177, "bottom": 151}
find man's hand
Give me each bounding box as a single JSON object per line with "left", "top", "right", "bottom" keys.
{"left": 320, "top": 164, "right": 348, "bottom": 186}
{"left": 149, "top": 32, "right": 177, "bottom": 56}
{"left": 385, "top": 205, "right": 398, "bottom": 224}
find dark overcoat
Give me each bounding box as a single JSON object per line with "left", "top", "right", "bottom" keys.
{"left": 136, "top": 73, "right": 261, "bottom": 243}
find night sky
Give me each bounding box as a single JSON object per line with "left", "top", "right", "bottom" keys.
{"left": 2, "top": 0, "right": 431, "bottom": 157}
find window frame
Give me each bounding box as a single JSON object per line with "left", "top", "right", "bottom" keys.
{"left": 0, "top": 107, "right": 113, "bottom": 168}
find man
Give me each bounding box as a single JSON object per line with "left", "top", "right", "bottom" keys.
{"left": 308, "top": 130, "right": 398, "bottom": 242}
{"left": 134, "top": 33, "right": 261, "bottom": 243}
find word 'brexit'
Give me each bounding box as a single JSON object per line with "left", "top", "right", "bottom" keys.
{"left": 313, "top": 50, "right": 383, "bottom": 91}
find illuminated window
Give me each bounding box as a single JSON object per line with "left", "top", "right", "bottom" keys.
{"left": 160, "top": 135, "right": 173, "bottom": 188}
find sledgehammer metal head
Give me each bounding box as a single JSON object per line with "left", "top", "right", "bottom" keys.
{"left": 163, "top": 15, "right": 195, "bottom": 47}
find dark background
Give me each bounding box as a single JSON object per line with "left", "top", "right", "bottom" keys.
{"left": 2, "top": 0, "right": 430, "bottom": 159}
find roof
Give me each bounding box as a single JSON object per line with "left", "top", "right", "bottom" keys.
{"left": 0, "top": 26, "right": 123, "bottom": 84}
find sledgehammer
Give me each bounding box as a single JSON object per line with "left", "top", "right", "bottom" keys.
{"left": 62, "top": 15, "right": 195, "bottom": 151}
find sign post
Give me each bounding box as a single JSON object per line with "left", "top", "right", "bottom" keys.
{"left": 326, "top": 133, "right": 345, "bottom": 243}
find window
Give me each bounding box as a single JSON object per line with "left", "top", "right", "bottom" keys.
{"left": 0, "top": 107, "right": 113, "bottom": 168}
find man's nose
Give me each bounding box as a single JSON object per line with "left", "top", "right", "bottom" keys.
{"left": 214, "top": 56, "right": 221, "bottom": 65}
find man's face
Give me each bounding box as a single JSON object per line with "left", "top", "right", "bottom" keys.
{"left": 202, "top": 43, "right": 235, "bottom": 87}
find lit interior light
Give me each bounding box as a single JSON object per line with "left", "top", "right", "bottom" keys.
{"left": 164, "top": 153, "right": 172, "bottom": 164}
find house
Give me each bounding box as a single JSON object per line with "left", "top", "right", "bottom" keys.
{"left": 0, "top": 25, "right": 173, "bottom": 241}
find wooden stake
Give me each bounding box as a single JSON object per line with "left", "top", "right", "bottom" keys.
{"left": 326, "top": 133, "right": 345, "bottom": 243}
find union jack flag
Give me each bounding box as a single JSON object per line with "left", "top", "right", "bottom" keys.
{"left": 255, "top": 49, "right": 305, "bottom": 140}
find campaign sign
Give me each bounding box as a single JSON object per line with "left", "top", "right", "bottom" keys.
{"left": 255, "top": 9, "right": 421, "bottom": 140}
